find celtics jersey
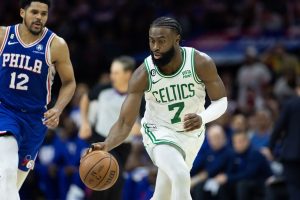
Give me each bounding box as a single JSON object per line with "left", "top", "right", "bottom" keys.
{"left": 142, "top": 47, "right": 206, "bottom": 132}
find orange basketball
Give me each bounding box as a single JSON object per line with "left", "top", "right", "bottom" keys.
{"left": 79, "top": 150, "right": 119, "bottom": 191}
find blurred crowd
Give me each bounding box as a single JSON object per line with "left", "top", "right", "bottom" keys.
{"left": 1, "top": 0, "right": 300, "bottom": 200}
{"left": 1, "top": 0, "right": 300, "bottom": 84}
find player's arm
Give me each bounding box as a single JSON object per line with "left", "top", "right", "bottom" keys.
{"left": 78, "top": 93, "right": 92, "bottom": 139}
{"left": 44, "top": 36, "right": 76, "bottom": 128}
{"left": 0, "top": 27, "right": 7, "bottom": 51}
{"left": 183, "top": 51, "right": 227, "bottom": 131}
{"left": 92, "top": 64, "right": 148, "bottom": 151}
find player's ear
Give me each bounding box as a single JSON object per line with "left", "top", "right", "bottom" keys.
{"left": 20, "top": 8, "right": 25, "bottom": 19}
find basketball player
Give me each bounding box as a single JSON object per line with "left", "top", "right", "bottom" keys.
{"left": 91, "top": 17, "right": 227, "bottom": 200}
{"left": 0, "top": 0, "right": 76, "bottom": 199}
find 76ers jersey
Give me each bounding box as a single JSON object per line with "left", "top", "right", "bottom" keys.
{"left": 0, "top": 24, "right": 56, "bottom": 112}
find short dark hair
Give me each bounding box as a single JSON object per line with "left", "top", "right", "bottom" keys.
{"left": 20, "top": 0, "right": 51, "bottom": 9}
{"left": 113, "top": 56, "right": 136, "bottom": 72}
{"left": 150, "top": 17, "right": 182, "bottom": 37}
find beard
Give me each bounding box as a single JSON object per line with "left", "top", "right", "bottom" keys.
{"left": 24, "top": 18, "right": 44, "bottom": 35}
{"left": 151, "top": 46, "right": 175, "bottom": 68}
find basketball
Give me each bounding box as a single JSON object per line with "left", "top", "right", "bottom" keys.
{"left": 79, "top": 150, "right": 119, "bottom": 191}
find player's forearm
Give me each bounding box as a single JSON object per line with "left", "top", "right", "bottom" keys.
{"left": 198, "top": 97, "right": 227, "bottom": 124}
{"left": 53, "top": 80, "right": 76, "bottom": 112}
{"left": 79, "top": 94, "right": 90, "bottom": 123}
{"left": 105, "top": 119, "right": 133, "bottom": 151}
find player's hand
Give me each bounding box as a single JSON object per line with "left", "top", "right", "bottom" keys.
{"left": 43, "top": 107, "right": 61, "bottom": 129}
{"left": 79, "top": 121, "right": 92, "bottom": 139}
{"left": 82, "top": 142, "right": 109, "bottom": 159}
{"left": 183, "top": 113, "right": 202, "bottom": 131}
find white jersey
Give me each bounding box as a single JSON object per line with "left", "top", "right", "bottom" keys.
{"left": 142, "top": 47, "right": 206, "bottom": 132}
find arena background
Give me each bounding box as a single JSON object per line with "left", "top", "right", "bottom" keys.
{"left": 1, "top": 0, "right": 300, "bottom": 200}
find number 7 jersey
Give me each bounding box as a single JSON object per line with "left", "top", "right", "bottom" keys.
{"left": 0, "top": 24, "right": 56, "bottom": 112}
{"left": 142, "top": 47, "right": 206, "bottom": 132}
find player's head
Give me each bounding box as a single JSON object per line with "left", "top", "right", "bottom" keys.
{"left": 20, "top": 0, "right": 51, "bottom": 35}
{"left": 110, "top": 56, "right": 136, "bottom": 90}
{"left": 149, "top": 17, "right": 182, "bottom": 68}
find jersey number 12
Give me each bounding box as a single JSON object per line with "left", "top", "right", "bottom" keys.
{"left": 9, "top": 72, "right": 29, "bottom": 91}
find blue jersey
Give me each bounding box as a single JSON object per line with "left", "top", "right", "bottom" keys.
{"left": 0, "top": 24, "right": 56, "bottom": 112}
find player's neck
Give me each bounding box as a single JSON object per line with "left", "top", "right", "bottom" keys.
{"left": 18, "top": 24, "right": 43, "bottom": 44}
{"left": 160, "top": 48, "right": 182, "bottom": 75}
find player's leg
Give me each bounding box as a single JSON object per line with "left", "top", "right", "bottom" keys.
{"left": 153, "top": 144, "right": 192, "bottom": 200}
{"left": 151, "top": 169, "right": 172, "bottom": 200}
{"left": 0, "top": 135, "right": 20, "bottom": 200}
{"left": 17, "top": 114, "right": 47, "bottom": 190}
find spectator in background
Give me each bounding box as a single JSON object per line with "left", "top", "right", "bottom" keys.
{"left": 79, "top": 56, "right": 140, "bottom": 200}
{"left": 269, "top": 80, "right": 300, "bottom": 200}
{"left": 237, "top": 46, "right": 271, "bottom": 114}
{"left": 34, "top": 129, "right": 69, "bottom": 200}
{"left": 214, "top": 131, "right": 272, "bottom": 200}
{"left": 262, "top": 43, "right": 300, "bottom": 78}
{"left": 69, "top": 83, "right": 89, "bottom": 129}
{"left": 250, "top": 109, "right": 272, "bottom": 154}
{"left": 274, "top": 67, "right": 298, "bottom": 103}
{"left": 191, "top": 124, "right": 233, "bottom": 200}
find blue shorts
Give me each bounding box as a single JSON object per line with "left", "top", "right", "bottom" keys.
{"left": 0, "top": 102, "right": 47, "bottom": 171}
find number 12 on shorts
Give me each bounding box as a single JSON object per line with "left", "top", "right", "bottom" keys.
{"left": 168, "top": 102, "right": 184, "bottom": 124}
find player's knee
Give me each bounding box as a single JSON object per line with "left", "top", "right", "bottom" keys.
{"left": 171, "top": 168, "right": 190, "bottom": 184}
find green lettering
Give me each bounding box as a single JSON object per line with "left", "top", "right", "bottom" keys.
{"left": 159, "top": 88, "right": 168, "bottom": 103}
{"left": 176, "top": 84, "right": 182, "bottom": 100}
{"left": 188, "top": 83, "right": 195, "bottom": 97}
{"left": 170, "top": 85, "right": 177, "bottom": 101}
{"left": 181, "top": 84, "right": 189, "bottom": 99}
{"left": 165, "top": 87, "right": 174, "bottom": 102}
{"left": 152, "top": 91, "right": 161, "bottom": 103}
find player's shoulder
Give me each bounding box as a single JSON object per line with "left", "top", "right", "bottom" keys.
{"left": 187, "top": 47, "right": 215, "bottom": 72}
{"left": 50, "top": 35, "right": 67, "bottom": 49}
{"left": 0, "top": 26, "right": 8, "bottom": 43}
{"left": 128, "top": 63, "right": 148, "bottom": 93}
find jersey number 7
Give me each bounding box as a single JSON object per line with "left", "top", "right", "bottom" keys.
{"left": 168, "top": 102, "right": 184, "bottom": 124}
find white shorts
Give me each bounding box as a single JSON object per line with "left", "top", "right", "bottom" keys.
{"left": 140, "top": 120, "right": 205, "bottom": 170}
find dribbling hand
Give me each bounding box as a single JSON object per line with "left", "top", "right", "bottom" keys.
{"left": 183, "top": 113, "right": 202, "bottom": 131}
{"left": 82, "top": 142, "right": 109, "bottom": 158}
{"left": 43, "top": 107, "right": 61, "bottom": 129}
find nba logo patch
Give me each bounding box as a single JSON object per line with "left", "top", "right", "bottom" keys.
{"left": 10, "top": 34, "right": 14, "bottom": 39}
{"left": 36, "top": 44, "right": 43, "bottom": 51}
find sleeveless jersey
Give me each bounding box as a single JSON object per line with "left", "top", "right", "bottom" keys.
{"left": 142, "top": 47, "right": 206, "bottom": 132}
{"left": 0, "top": 24, "right": 56, "bottom": 112}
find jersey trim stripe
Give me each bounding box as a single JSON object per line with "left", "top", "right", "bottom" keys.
{"left": 191, "top": 48, "right": 204, "bottom": 85}
{"left": 144, "top": 60, "right": 152, "bottom": 92}
{"left": 0, "top": 27, "right": 10, "bottom": 56}
{"left": 143, "top": 123, "right": 186, "bottom": 160}
{"left": 46, "top": 67, "right": 52, "bottom": 105}
{"left": 154, "top": 47, "right": 186, "bottom": 78}
{"left": 15, "top": 24, "right": 48, "bottom": 48}
{"left": 45, "top": 33, "right": 56, "bottom": 105}
{"left": 45, "top": 33, "right": 55, "bottom": 67}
